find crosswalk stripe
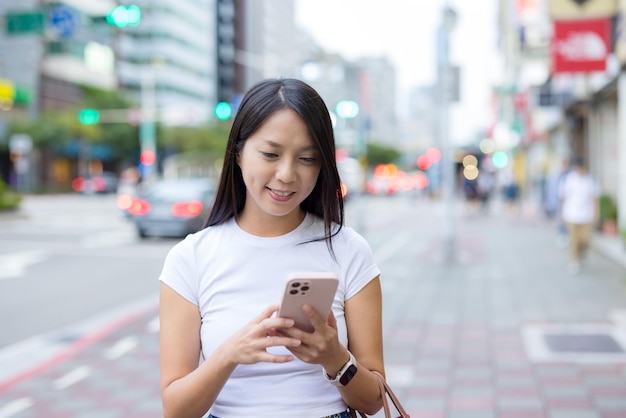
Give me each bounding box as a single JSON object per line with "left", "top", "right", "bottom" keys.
{"left": 52, "top": 366, "right": 91, "bottom": 390}
{"left": 0, "top": 250, "right": 48, "bottom": 279}
{"left": 0, "top": 397, "right": 34, "bottom": 418}
{"left": 104, "top": 336, "right": 139, "bottom": 359}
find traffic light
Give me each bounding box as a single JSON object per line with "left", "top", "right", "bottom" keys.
{"left": 214, "top": 101, "right": 232, "bottom": 120}
{"left": 492, "top": 151, "right": 508, "bottom": 169}
{"left": 106, "top": 5, "right": 141, "bottom": 28}
{"left": 78, "top": 108, "right": 100, "bottom": 125}
{"left": 335, "top": 100, "right": 359, "bottom": 119}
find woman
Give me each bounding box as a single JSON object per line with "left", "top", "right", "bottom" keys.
{"left": 159, "top": 78, "right": 384, "bottom": 418}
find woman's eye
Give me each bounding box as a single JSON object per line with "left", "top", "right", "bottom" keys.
{"left": 300, "top": 157, "right": 317, "bottom": 163}
{"left": 261, "top": 152, "right": 278, "bottom": 158}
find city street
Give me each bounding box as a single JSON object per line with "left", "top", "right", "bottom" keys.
{"left": 1, "top": 193, "right": 626, "bottom": 417}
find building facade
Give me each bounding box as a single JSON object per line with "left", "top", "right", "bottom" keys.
{"left": 116, "top": 0, "right": 217, "bottom": 126}
{"left": 495, "top": 0, "right": 626, "bottom": 237}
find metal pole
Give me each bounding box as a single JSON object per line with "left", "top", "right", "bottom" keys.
{"left": 140, "top": 69, "right": 157, "bottom": 182}
{"left": 439, "top": 5, "right": 457, "bottom": 263}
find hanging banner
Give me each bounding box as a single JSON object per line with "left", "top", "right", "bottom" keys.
{"left": 552, "top": 18, "right": 611, "bottom": 73}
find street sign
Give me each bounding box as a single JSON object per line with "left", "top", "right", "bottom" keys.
{"left": 552, "top": 18, "right": 611, "bottom": 73}
{"left": 5, "top": 11, "right": 45, "bottom": 35}
{"left": 48, "top": 4, "right": 79, "bottom": 38}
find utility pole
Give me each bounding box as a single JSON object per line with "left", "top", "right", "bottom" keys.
{"left": 437, "top": 4, "right": 458, "bottom": 264}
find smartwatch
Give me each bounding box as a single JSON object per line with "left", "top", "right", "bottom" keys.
{"left": 323, "top": 350, "right": 358, "bottom": 387}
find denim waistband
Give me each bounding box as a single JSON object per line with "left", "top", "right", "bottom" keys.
{"left": 208, "top": 411, "right": 350, "bottom": 418}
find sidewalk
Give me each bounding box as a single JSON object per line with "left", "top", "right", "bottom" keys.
{"left": 593, "top": 234, "right": 626, "bottom": 271}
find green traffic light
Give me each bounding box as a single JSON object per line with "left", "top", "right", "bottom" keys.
{"left": 79, "top": 109, "right": 100, "bottom": 125}
{"left": 107, "top": 5, "right": 141, "bottom": 28}
{"left": 214, "top": 102, "right": 232, "bottom": 120}
{"left": 335, "top": 100, "right": 359, "bottom": 119}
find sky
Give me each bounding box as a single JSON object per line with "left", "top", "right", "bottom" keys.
{"left": 295, "top": 0, "right": 501, "bottom": 145}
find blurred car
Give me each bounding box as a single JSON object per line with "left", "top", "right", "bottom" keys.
{"left": 128, "top": 178, "right": 215, "bottom": 238}
{"left": 72, "top": 172, "right": 119, "bottom": 194}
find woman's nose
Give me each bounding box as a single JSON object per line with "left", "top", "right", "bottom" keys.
{"left": 276, "top": 160, "right": 296, "bottom": 182}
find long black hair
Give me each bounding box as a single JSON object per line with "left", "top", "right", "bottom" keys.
{"left": 204, "top": 78, "right": 344, "bottom": 252}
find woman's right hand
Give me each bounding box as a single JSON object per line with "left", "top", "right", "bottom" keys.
{"left": 222, "top": 304, "right": 301, "bottom": 365}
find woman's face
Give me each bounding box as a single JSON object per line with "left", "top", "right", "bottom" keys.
{"left": 237, "top": 108, "right": 321, "bottom": 229}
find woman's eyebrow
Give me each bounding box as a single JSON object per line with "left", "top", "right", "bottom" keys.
{"left": 260, "top": 139, "right": 317, "bottom": 152}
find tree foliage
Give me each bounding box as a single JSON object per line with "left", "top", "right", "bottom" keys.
{"left": 161, "top": 124, "right": 230, "bottom": 154}
{"left": 5, "top": 85, "right": 231, "bottom": 173}
{"left": 366, "top": 142, "right": 402, "bottom": 167}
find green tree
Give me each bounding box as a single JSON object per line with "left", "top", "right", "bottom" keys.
{"left": 366, "top": 142, "right": 402, "bottom": 167}
{"left": 80, "top": 86, "right": 139, "bottom": 162}
{"left": 8, "top": 110, "right": 100, "bottom": 148}
{"left": 161, "top": 124, "right": 229, "bottom": 154}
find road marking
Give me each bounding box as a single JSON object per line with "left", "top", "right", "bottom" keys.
{"left": 0, "top": 397, "right": 33, "bottom": 418}
{"left": 0, "top": 296, "right": 157, "bottom": 391}
{"left": 104, "top": 336, "right": 138, "bottom": 359}
{"left": 146, "top": 316, "right": 160, "bottom": 333}
{"left": 0, "top": 250, "right": 48, "bottom": 279}
{"left": 53, "top": 366, "right": 91, "bottom": 390}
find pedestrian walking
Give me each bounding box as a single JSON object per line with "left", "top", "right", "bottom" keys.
{"left": 558, "top": 157, "right": 600, "bottom": 274}
{"left": 158, "top": 78, "right": 385, "bottom": 418}
{"left": 476, "top": 170, "right": 494, "bottom": 213}
{"left": 544, "top": 159, "right": 569, "bottom": 247}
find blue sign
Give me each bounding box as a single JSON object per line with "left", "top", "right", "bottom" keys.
{"left": 48, "top": 4, "right": 79, "bottom": 38}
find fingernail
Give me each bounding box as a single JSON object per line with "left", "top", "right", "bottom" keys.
{"left": 285, "top": 319, "right": 294, "bottom": 326}
{"left": 292, "top": 339, "right": 301, "bottom": 347}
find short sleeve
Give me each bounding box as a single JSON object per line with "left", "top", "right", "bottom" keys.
{"left": 340, "top": 229, "right": 381, "bottom": 300}
{"left": 158, "top": 235, "right": 199, "bottom": 306}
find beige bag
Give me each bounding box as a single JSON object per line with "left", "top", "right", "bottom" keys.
{"left": 349, "top": 371, "right": 410, "bottom": 418}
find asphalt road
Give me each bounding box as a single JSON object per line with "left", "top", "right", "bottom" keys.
{"left": 0, "top": 193, "right": 175, "bottom": 348}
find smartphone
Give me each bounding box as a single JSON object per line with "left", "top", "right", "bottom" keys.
{"left": 278, "top": 272, "right": 339, "bottom": 332}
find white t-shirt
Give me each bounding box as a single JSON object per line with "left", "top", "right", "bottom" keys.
{"left": 159, "top": 213, "right": 380, "bottom": 418}
{"left": 559, "top": 170, "right": 600, "bottom": 224}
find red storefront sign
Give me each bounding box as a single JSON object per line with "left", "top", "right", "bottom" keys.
{"left": 552, "top": 18, "right": 611, "bottom": 73}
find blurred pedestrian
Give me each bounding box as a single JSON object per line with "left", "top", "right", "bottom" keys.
{"left": 544, "top": 159, "right": 569, "bottom": 247}
{"left": 463, "top": 176, "right": 479, "bottom": 214}
{"left": 558, "top": 157, "right": 600, "bottom": 274}
{"left": 500, "top": 168, "right": 520, "bottom": 215}
{"left": 158, "top": 78, "right": 384, "bottom": 418}
{"left": 476, "top": 170, "right": 494, "bottom": 214}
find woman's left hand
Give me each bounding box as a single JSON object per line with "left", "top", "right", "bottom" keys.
{"left": 280, "top": 305, "right": 349, "bottom": 373}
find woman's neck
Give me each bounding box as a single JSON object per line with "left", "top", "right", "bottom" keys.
{"left": 236, "top": 209, "right": 306, "bottom": 237}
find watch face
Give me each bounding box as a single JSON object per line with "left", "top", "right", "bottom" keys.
{"left": 339, "top": 364, "right": 358, "bottom": 386}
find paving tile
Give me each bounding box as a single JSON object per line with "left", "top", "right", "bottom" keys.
{"left": 499, "top": 410, "right": 547, "bottom": 418}
{"left": 498, "top": 396, "right": 544, "bottom": 409}
{"left": 545, "top": 397, "right": 593, "bottom": 409}
{"left": 547, "top": 409, "right": 601, "bottom": 418}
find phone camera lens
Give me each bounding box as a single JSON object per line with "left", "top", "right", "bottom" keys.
{"left": 289, "top": 289, "right": 298, "bottom": 295}
{"left": 301, "top": 286, "right": 310, "bottom": 292}
{"left": 291, "top": 282, "right": 301, "bottom": 288}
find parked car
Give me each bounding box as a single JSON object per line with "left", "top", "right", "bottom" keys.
{"left": 72, "top": 172, "right": 119, "bottom": 194}
{"left": 128, "top": 178, "right": 215, "bottom": 238}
